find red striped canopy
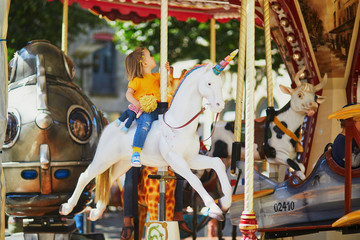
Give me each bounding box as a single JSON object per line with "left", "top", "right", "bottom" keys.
{"left": 61, "top": 0, "right": 264, "bottom": 25}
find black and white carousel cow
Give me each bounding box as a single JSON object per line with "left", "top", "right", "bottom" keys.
{"left": 209, "top": 67, "right": 327, "bottom": 180}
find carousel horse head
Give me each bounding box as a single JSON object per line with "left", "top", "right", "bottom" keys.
{"left": 196, "top": 49, "right": 238, "bottom": 113}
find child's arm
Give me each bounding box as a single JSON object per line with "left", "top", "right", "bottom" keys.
{"left": 166, "top": 63, "right": 173, "bottom": 87}
{"left": 126, "top": 88, "right": 141, "bottom": 110}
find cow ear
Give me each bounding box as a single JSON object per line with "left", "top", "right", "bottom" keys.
{"left": 316, "top": 95, "right": 326, "bottom": 104}
{"left": 279, "top": 84, "right": 293, "bottom": 95}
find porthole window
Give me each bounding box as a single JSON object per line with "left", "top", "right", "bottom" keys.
{"left": 54, "top": 169, "right": 70, "bottom": 179}
{"left": 67, "top": 105, "right": 92, "bottom": 144}
{"left": 3, "top": 108, "right": 21, "bottom": 148}
{"left": 21, "top": 170, "right": 38, "bottom": 180}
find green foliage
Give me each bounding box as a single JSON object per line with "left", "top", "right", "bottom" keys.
{"left": 112, "top": 17, "right": 284, "bottom": 82}
{"left": 7, "top": 0, "right": 106, "bottom": 60}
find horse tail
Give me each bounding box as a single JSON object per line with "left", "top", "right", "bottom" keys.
{"left": 95, "top": 167, "right": 112, "bottom": 205}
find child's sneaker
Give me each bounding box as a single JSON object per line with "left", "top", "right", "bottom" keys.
{"left": 115, "top": 119, "right": 121, "bottom": 127}
{"left": 131, "top": 152, "right": 141, "bottom": 167}
{"left": 120, "top": 126, "right": 129, "bottom": 133}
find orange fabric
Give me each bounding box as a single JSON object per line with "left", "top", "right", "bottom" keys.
{"left": 273, "top": 116, "right": 303, "bottom": 152}
{"left": 128, "top": 73, "right": 161, "bottom": 102}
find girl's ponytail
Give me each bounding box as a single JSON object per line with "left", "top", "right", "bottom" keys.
{"left": 125, "top": 47, "right": 145, "bottom": 81}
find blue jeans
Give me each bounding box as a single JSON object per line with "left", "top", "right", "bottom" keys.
{"left": 119, "top": 109, "right": 136, "bottom": 129}
{"left": 123, "top": 167, "right": 141, "bottom": 217}
{"left": 132, "top": 108, "right": 158, "bottom": 149}
{"left": 174, "top": 174, "right": 184, "bottom": 213}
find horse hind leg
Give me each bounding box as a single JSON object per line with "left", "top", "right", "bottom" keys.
{"left": 60, "top": 166, "right": 103, "bottom": 216}
{"left": 88, "top": 200, "right": 108, "bottom": 221}
{"left": 88, "top": 160, "right": 131, "bottom": 221}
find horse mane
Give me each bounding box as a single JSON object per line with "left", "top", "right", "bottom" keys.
{"left": 170, "top": 64, "right": 207, "bottom": 106}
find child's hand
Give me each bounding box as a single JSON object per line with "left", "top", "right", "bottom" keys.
{"left": 165, "top": 62, "right": 170, "bottom": 72}
{"left": 134, "top": 101, "right": 141, "bottom": 110}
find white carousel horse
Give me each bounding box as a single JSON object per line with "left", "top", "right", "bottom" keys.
{"left": 59, "top": 50, "right": 238, "bottom": 221}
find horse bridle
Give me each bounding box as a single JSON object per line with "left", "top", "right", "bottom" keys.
{"left": 162, "top": 105, "right": 219, "bottom": 141}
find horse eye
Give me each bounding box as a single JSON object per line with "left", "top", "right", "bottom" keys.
{"left": 298, "top": 93, "right": 303, "bottom": 99}
{"left": 208, "top": 82, "right": 211, "bottom": 86}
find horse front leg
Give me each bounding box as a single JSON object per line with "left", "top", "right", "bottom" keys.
{"left": 188, "top": 154, "right": 232, "bottom": 212}
{"left": 164, "top": 151, "right": 224, "bottom": 221}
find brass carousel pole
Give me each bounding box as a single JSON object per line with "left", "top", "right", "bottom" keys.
{"left": 239, "top": 0, "right": 258, "bottom": 238}
{"left": 61, "top": 0, "right": 69, "bottom": 55}
{"left": 231, "top": 0, "right": 247, "bottom": 175}
{"left": 210, "top": 18, "right": 216, "bottom": 64}
{"left": 264, "top": 0, "right": 274, "bottom": 109}
{"left": 158, "top": 0, "right": 169, "bottom": 223}
{"left": 203, "top": 18, "right": 216, "bottom": 146}
{"left": 143, "top": 0, "right": 179, "bottom": 238}
{"left": 0, "top": 1, "right": 11, "bottom": 239}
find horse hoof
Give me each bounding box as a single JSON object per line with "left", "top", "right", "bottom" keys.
{"left": 209, "top": 212, "right": 224, "bottom": 221}
{"left": 296, "top": 171, "right": 306, "bottom": 181}
{"left": 298, "top": 162, "right": 305, "bottom": 173}
{"left": 59, "top": 203, "right": 72, "bottom": 215}
{"left": 219, "top": 193, "right": 232, "bottom": 212}
{"left": 88, "top": 209, "right": 102, "bottom": 221}
{"left": 208, "top": 203, "right": 224, "bottom": 221}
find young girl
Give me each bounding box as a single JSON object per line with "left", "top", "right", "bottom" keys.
{"left": 123, "top": 47, "right": 169, "bottom": 167}
{"left": 120, "top": 48, "right": 191, "bottom": 240}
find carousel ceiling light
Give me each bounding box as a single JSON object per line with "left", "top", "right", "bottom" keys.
{"left": 286, "top": 34, "right": 296, "bottom": 43}
{"left": 299, "top": 71, "right": 306, "bottom": 79}
{"left": 293, "top": 52, "right": 301, "bottom": 61}
{"left": 280, "top": 18, "right": 289, "bottom": 27}
{"left": 271, "top": 2, "right": 281, "bottom": 11}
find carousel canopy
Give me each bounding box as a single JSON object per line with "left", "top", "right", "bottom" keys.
{"left": 60, "top": 0, "right": 247, "bottom": 24}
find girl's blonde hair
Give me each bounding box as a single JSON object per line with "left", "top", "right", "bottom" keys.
{"left": 125, "top": 47, "right": 145, "bottom": 81}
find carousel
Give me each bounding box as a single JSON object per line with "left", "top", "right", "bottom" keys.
{"left": 1, "top": 0, "right": 360, "bottom": 240}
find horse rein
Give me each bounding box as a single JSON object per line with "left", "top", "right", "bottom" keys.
{"left": 162, "top": 105, "right": 219, "bottom": 141}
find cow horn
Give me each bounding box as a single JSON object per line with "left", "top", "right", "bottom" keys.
{"left": 314, "top": 73, "right": 327, "bottom": 92}
{"left": 213, "top": 49, "right": 239, "bottom": 75}
{"left": 294, "top": 66, "right": 306, "bottom": 87}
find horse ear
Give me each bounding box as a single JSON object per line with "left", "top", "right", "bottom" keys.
{"left": 206, "top": 63, "right": 214, "bottom": 72}
{"left": 279, "top": 84, "right": 293, "bottom": 95}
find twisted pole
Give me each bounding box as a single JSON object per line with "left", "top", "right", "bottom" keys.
{"left": 231, "top": 0, "right": 247, "bottom": 175}
{"left": 239, "top": 0, "right": 258, "bottom": 238}
{"left": 263, "top": 0, "right": 274, "bottom": 107}
{"left": 159, "top": 0, "right": 168, "bottom": 111}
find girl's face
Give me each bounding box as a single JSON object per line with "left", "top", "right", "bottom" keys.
{"left": 143, "top": 49, "right": 156, "bottom": 70}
